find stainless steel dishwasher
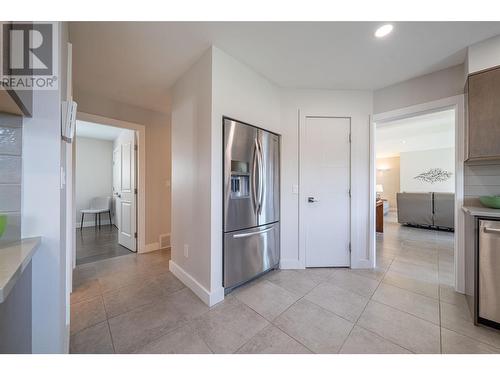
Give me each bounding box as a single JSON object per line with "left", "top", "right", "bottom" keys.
{"left": 478, "top": 219, "right": 500, "bottom": 328}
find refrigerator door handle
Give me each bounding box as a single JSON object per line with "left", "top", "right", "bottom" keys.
{"left": 484, "top": 227, "right": 500, "bottom": 234}
{"left": 257, "top": 138, "right": 264, "bottom": 214}
{"left": 252, "top": 139, "right": 259, "bottom": 213}
{"left": 233, "top": 227, "right": 273, "bottom": 238}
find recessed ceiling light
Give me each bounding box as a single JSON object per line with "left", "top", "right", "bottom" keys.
{"left": 375, "top": 24, "right": 393, "bottom": 38}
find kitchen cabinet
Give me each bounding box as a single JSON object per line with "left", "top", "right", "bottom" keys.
{"left": 466, "top": 66, "right": 500, "bottom": 161}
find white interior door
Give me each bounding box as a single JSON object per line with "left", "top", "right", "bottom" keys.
{"left": 301, "top": 117, "right": 351, "bottom": 267}
{"left": 112, "top": 146, "right": 121, "bottom": 230}
{"left": 117, "top": 132, "right": 137, "bottom": 252}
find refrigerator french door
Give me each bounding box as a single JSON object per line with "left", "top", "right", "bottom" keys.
{"left": 223, "top": 117, "right": 280, "bottom": 291}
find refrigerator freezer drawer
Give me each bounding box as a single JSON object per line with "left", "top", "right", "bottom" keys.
{"left": 224, "top": 223, "right": 280, "bottom": 290}
{"left": 478, "top": 219, "right": 500, "bottom": 325}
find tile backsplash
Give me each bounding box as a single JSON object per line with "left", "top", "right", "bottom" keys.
{"left": 0, "top": 113, "right": 22, "bottom": 247}
{"left": 464, "top": 161, "right": 500, "bottom": 205}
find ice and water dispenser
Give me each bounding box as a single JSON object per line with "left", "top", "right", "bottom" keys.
{"left": 230, "top": 160, "right": 250, "bottom": 199}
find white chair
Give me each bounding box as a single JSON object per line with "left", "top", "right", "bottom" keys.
{"left": 80, "top": 196, "right": 112, "bottom": 230}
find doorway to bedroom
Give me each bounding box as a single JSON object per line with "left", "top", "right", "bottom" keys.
{"left": 75, "top": 120, "right": 138, "bottom": 265}
{"left": 374, "top": 108, "right": 457, "bottom": 299}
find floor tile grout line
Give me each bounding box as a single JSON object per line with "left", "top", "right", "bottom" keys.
{"left": 233, "top": 293, "right": 280, "bottom": 324}
{"left": 267, "top": 286, "right": 330, "bottom": 354}
{"left": 373, "top": 222, "right": 453, "bottom": 354}
{"left": 381, "top": 277, "right": 439, "bottom": 301}
{"left": 70, "top": 290, "right": 102, "bottom": 306}
{"left": 352, "top": 324, "right": 416, "bottom": 354}
{"left": 231, "top": 322, "right": 272, "bottom": 354}
{"left": 260, "top": 278, "right": 351, "bottom": 354}
{"left": 69, "top": 316, "right": 109, "bottom": 339}
{"left": 100, "top": 280, "right": 187, "bottom": 321}
{"left": 306, "top": 269, "right": 382, "bottom": 352}
{"left": 375, "top": 279, "right": 440, "bottom": 302}
{"left": 69, "top": 296, "right": 109, "bottom": 337}
{"left": 184, "top": 320, "right": 215, "bottom": 354}
{"left": 131, "top": 320, "right": 200, "bottom": 354}
{"left": 338, "top": 256, "right": 398, "bottom": 354}
{"left": 437, "top": 251, "right": 443, "bottom": 354}
{"left": 71, "top": 229, "right": 471, "bottom": 354}
{"left": 438, "top": 324, "right": 500, "bottom": 352}
{"left": 69, "top": 294, "right": 112, "bottom": 352}
{"left": 71, "top": 252, "right": 178, "bottom": 352}
{"left": 272, "top": 323, "right": 314, "bottom": 353}
{"left": 78, "top": 268, "right": 182, "bottom": 322}
{"left": 70, "top": 293, "right": 104, "bottom": 308}
{"left": 367, "top": 298, "right": 441, "bottom": 327}
{"left": 265, "top": 269, "right": 372, "bottom": 328}
{"left": 438, "top": 310, "right": 500, "bottom": 350}
{"left": 99, "top": 292, "right": 117, "bottom": 354}
{"left": 271, "top": 293, "right": 348, "bottom": 354}
{"left": 105, "top": 318, "right": 117, "bottom": 354}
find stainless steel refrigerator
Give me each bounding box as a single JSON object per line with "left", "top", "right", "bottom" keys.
{"left": 223, "top": 117, "right": 280, "bottom": 291}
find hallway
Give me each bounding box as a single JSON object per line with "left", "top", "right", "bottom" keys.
{"left": 70, "top": 223, "right": 500, "bottom": 354}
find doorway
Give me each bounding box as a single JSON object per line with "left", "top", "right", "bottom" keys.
{"left": 74, "top": 120, "right": 138, "bottom": 264}
{"left": 370, "top": 96, "right": 465, "bottom": 293}
{"left": 299, "top": 116, "right": 351, "bottom": 267}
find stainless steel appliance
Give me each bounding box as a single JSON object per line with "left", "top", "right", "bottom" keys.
{"left": 223, "top": 117, "right": 280, "bottom": 291}
{"left": 478, "top": 219, "right": 500, "bottom": 328}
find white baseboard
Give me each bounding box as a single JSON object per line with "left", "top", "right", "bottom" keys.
{"left": 169, "top": 260, "right": 224, "bottom": 307}
{"left": 64, "top": 323, "right": 70, "bottom": 354}
{"left": 280, "top": 258, "right": 303, "bottom": 269}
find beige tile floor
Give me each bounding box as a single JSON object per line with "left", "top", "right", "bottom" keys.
{"left": 70, "top": 215, "right": 500, "bottom": 354}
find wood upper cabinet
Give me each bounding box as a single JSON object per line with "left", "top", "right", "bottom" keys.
{"left": 466, "top": 66, "right": 500, "bottom": 161}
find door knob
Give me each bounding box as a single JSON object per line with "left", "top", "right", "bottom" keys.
{"left": 308, "top": 197, "right": 318, "bottom": 203}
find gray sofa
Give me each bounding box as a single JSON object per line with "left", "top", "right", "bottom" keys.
{"left": 397, "top": 192, "right": 454, "bottom": 230}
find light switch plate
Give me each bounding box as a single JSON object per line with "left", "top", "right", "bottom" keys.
{"left": 292, "top": 184, "right": 299, "bottom": 194}
{"left": 60, "top": 166, "right": 66, "bottom": 189}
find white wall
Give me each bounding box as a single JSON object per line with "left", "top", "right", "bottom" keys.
{"left": 279, "top": 89, "right": 373, "bottom": 269}
{"left": 373, "top": 64, "right": 465, "bottom": 114}
{"left": 171, "top": 47, "right": 374, "bottom": 305}
{"left": 75, "top": 136, "right": 113, "bottom": 225}
{"left": 22, "top": 22, "right": 69, "bottom": 353}
{"left": 210, "top": 46, "right": 281, "bottom": 300}
{"left": 74, "top": 90, "right": 171, "bottom": 246}
{"left": 376, "top": 156, "right": 400, "bottom": 209}
{"left": 467, "top": 34, "right": 500, "bottom": 74}
{"left": 170, "top": 48, "right": 213, "bottom": 299}
{"left": 400, "top": 148, "right": 455, "bottom": 193}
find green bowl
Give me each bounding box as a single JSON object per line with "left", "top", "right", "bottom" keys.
{"left": 0, "top": 215, "right": 7, "bottom": 238}
{"left": 479, "top": 196, "right": 500, "bottom": 209}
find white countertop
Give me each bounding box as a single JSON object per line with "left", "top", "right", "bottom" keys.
{"left": 462, "top": 205, "right": 500, "bottom": 218}
{"left": 0, "top": 237, "right": 41, "bottom": 303}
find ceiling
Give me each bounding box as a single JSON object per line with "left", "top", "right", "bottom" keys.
{"left": 376, "top": 109, "right": 455, "bottom": 158}
{"left": 69, "top": 22, "right": 500, "bottom": 113}
{"left": 76, "top": 120, "right": 127, "bottom": 141}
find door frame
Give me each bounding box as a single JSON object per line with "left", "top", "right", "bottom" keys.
{"left": 370, "top": 95, "right": 465, "bottom": 293}
{"left": 299, "top": 114, "right": 352, "bottom": 269}
{"left": 72, "top": 111, "right": 147, "bottom": 254}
